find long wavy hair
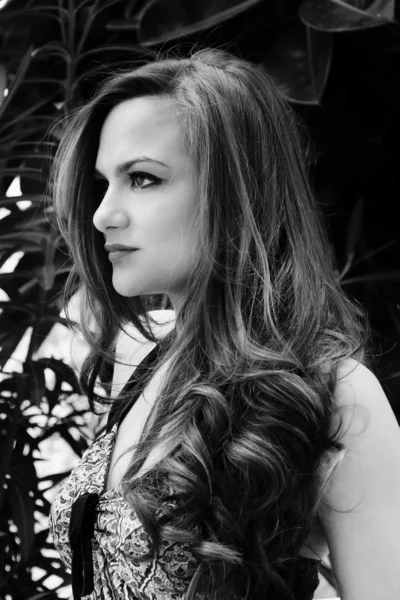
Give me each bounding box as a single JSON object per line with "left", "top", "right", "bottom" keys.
{"left": 51, "top": 46, "right": 368, "bottom": 599}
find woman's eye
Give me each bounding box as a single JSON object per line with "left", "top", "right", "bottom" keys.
{"left": 128, "top": 171, "right": 159, "bottom": 190}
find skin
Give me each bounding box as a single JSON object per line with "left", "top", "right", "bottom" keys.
{"left": 93, "top": 95, "right": 198, "bottom": 314}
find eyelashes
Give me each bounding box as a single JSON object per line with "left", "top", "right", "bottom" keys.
{"left": 93, "top": 171, "right": 161, "bottom": 199}
{"left": 127, "top": 171, "right": 160, "bottom": 190}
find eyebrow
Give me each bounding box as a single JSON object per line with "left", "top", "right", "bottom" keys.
{"left": 94, "top": 156, "right": 170, "bottom": 178}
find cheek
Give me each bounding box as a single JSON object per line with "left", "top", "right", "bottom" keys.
{"left": 148, "top": 197, "right": 197, "bottom": 247}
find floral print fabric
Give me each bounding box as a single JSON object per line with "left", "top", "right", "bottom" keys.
{"left": 49, "top": 421, "right": 321, "bottom": 600}
{"left": 49, "top": 423, "right": 198, "bottom": 599}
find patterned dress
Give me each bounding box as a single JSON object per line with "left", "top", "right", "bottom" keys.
{"left": 49, "top": 345, "right": 322, "bottom": 600}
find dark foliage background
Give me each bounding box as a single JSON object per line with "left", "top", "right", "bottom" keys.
{"left": 0, "top": 1, "right": 399, "bottom": 598}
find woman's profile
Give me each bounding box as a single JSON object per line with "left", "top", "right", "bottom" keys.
{"left": 49, "top": 47, "right": 400, "bottom": 600}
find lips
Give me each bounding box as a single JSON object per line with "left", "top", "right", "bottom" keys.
{"left": 107, "top": 249, "right": 137, "bottom": 262}
{"left": 104, "top": 244, "right": 138, "bottom": 252}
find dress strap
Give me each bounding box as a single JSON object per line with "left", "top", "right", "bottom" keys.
{"left": 68, "top": 345, "right": 162, "bottom": 598}
{"left": 68, "top": 492, "right": 99, "bottom": 599}
{"left": 106, "top": 343, "right": 162, "bottom": 433}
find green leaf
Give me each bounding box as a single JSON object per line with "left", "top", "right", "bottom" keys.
{"left": 0, "top": 270, "right": 39, "bottom": 281}
{"left": 35, "top": 357, "right": 81, "bottom": 393}
{"left": 1, "top": 231, "right": 49, "bottom": 249}
{"left": 299, "top": 0, "right": 395, "bottom": 32}
{"left": 72, "top": 61, "right": 141, "bottom": 91}
{"left": 342, "top": 270, "right": 400, "bottom": 285}
{"left": 106, "top": 18, "right": 141, "bottom": 30}
{"left": 0, "top": 301, "right": 36, "bottom": 316}
{"left": 0, "top": 64, "right": 7, "bottom": 110}
{"left": 81, "top": 0, "right": 126, "bottom": 21}
{"left": 351, "top": 240, "right": 397, "bottom": 269}
{"left": 77, "top": 44, "right": 146, "bottom": 63}
{"left": 0, "top": 94, "right": 59, "bottom": 135}
{"left": 7, "top": 478, "right": 35, "bottom": 564}
{"left": 0, "top": 152, "right": 52, "bottom": 163}
{"left": 259, "top": 23, "right": 333, "bottom": 105}
{"left": 0, "top": 45, "right": 34, "bottom": 120}
{"left": 25, "top": 592, "right": 55, "bottom": 600}
{"left": 0, "top": 242, "right": 43, "bottom": 254}
{"left": 344, "top": 196, "right": 364, "bottom": 266}
{"left": 9, "top": 460, "right": 38, "bottom": 494}
{"left": 39, "top": 315, "right": 70, "bottom": 328}
{"left": 0, "top": 195, "right": 45, "bottom": 208}
{"left": 138, "top": 0, "right": 264, "bottom": 46}
{"left": 36, "top": 265, "right": 56, "bottom": 291}
{"left": 0, "top": 167, "right": 43, "bottom": 178}
{"left": 26, "top": 359, "right": 46, "bottom": 407}
{"left": 31, "top": 41, "right": 71, "bottom": 62}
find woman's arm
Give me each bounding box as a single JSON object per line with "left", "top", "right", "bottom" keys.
{"left": 320, "top": 359, "right": 400, "bottom": 600}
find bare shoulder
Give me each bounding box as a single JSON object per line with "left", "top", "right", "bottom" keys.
{"left": 334, "top": 357, "right": 389, "bottom": 408}
{"left": 330, "top": 357, "right": 400, "bottom": 485}
{"left": 332, "top": 358, "right": 399, "bottom": 444}
{"left": 319, "top": 358, "right": 400, "bottom": 599}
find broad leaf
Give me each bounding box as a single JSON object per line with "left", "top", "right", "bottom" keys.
{"left": 0, "top": 270, "right": 40, "bottom": 281}
{"left": 138, "top": 0, "right": 264, "bottom": 46}
{"left": 35, "top": 357, "right": 81, "bottom": 394}
{"left": 7, "top": 479, "right": 35, "bottom": 564}
{"left": 0, "top": 301, "right": 36, "bottom": 316}
{"left": 26, "top": 360, "right": 46, "bottom": 407}
{"left": 260, "top": 23, "right": 333, "bottom": 105}
{"left": 345, "top": 196, "right": 365, "bottom": 265}
{"left": 299, "top": 0, "right": 395, "bottom": 32}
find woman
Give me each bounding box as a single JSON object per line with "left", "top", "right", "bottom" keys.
{"left": 49, "top": 47, "right": 400, "bottom": 600}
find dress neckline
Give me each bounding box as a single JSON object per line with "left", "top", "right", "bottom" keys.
{"left": 99, "top": 423, "right": 124, "bottom": 498}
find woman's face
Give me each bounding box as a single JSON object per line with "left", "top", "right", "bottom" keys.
{"left": 93, "top": 95, "right": 198, "bottom": 312}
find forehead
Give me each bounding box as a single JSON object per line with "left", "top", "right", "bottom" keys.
{"left": 96, "top": 96, "right": 185, "bottom": 166}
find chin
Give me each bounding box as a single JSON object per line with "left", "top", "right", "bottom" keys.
{"left": 113, "top": 286, "right": 147, "bottom": 298}
{"left": 114, "top": 289, "right": 138, "bottom": 298}
{"left": 110, "top": 278, "right": 140, "bottom": 298}
{"left": 111, "top": 276, "right": 156, "bottom": 298}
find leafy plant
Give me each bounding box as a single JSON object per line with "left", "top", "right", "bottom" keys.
{"left": 0, "top": 0, "right": 399, "bottom": 597}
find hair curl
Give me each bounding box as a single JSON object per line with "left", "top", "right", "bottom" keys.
{"left": 51, "top": 46, "right": 369, "bottom": 600}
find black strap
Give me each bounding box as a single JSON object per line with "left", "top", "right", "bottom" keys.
{"left": 106, "top": 343, "right": 162, "bottom": 433}
{"left": 68, "top": 492, "right": 99, "bottom": 599}
{"left": 67, "top": 344, "right": 162, "bottom": 599}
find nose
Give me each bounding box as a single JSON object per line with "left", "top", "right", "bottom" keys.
{"left": 92, "top": 186, "right": 129, "bottom": 234}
